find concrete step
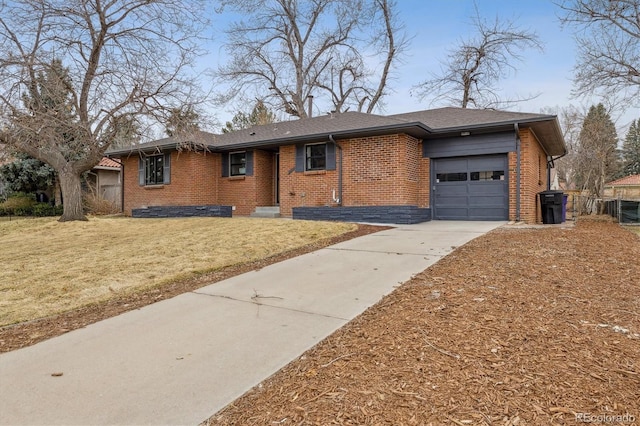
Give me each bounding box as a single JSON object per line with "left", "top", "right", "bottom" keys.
{"left": 250, "top": 206, "right": 281, "bottom": 218}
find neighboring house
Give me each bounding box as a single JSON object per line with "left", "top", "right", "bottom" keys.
{"left": 604, "top": 175, "right": 640, "bottom": 199}
{"left": 107, "top": 107, "right": 566, "bottom": 224}
{"left": 86, "top": 157, "right": 122, "bottom": 210}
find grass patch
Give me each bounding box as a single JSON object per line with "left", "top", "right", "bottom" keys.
{"left": 624, "top": 225, "right": 640, "bottom": 236}
{"left": 0, "top": 216, "right": 356, "bottom": 327}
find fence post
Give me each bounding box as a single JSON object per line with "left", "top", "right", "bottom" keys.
{"left": 617, "top": 196, "right": 622, "bottom": 223}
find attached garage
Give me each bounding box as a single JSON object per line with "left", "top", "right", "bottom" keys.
{"left": 432, "top": 155, "right": 508, "bottom": 220}
{"left": 424, "top": 131, "right": 515, "bottom": 221}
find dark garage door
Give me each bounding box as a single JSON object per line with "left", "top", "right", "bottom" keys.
{"left": 433, "top": 155, "right": 508, "bottom": 220}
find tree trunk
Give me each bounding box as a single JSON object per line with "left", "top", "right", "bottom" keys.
{"left": 53, "top": 178, "right": 62, "bottom": 206}
{"left": 57, "top": 169, "right": 87, "bottom": 221}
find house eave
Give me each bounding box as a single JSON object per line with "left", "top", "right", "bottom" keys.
{"left": 105, "top": 111, "right": 566, "bottom": 157}
{"left": 92, "top": 165, "right": 121, "bottom": 171}
{"left": 208, "top": 122, "right": 433, "bottom": 151}
{"left": 425, "top": 116, "right": 566, "bottom": 157}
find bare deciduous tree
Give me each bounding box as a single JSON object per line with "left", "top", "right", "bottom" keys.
{"left": 0, "top": 0, "right": 208, "bottom": 221}
{"left": 541, "top": 105, "right": 585, "bottom": 189}
{"left": 413, "top": 10, "right": 542, "bottom": 109}
{"left": 166, "top": 106, "right": 202, "bottom": 138}
{"left": 215, "top": 0, "right": 407, "bottom": 118}
{"left": 557, "top": 0, "right": 640, "bottom": 107}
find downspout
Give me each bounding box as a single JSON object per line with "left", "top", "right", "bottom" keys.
{"left": 515, "top": 123, "right": 521, "bottom": 222}
{"left": 546, "top": 152, "right": 568, "bottom": 191}
{"left": 328, "top": 134, "right": 343, "bottom": 206}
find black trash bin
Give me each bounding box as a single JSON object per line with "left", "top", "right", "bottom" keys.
{"left": 539, "top": 190, "right": 564, "bottom": 224}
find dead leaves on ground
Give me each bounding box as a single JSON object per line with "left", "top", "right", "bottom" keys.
{"left": 207, "top": 221, "right": 640, "bottom": 425}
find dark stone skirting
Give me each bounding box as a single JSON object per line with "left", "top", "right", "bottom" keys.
{"left": 132, "top": 205, "right": 232, "bottom": 218}
{"left": 292, "top": 205, "right": 431, "bottom": 224}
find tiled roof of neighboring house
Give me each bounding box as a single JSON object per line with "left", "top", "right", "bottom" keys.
{"left": 107, "top": 107, "right": 566, "bottom": 157}
{"left": 94, "top": 157, "right": 122, "bottom": 170}
{"left": 605, "top": 174, "right": 640, "bottom": 186}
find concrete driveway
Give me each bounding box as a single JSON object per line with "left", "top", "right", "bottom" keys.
{"left": 0, "top": 220, "right": 503, "bottom": 426}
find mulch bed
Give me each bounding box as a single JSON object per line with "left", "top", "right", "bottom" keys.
{"left": 205, "top": 219, "right": 640, "bottom": 425}
{"left": 0, "top": 224, "right": 388, "bottom": 353}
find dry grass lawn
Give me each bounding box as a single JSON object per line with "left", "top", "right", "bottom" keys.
{"left": 0, "top": 216, "right": 355, "bottom": 327}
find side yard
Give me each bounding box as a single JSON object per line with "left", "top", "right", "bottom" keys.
{"left": 207, "top": 219, "right": 640, "bottom": 425}
{"left": 0, "top": 217, "right": 362, "bottom": 350}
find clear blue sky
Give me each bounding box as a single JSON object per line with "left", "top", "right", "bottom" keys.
{"left": 206, "top": 0, "right": 639, "bottom": 132}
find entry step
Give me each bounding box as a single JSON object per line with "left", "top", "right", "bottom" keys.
{"left": 250, "top": 206, "right": 281, "bottom": 218}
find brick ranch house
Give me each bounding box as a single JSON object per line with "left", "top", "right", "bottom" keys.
{"left": 107, "top": 107, "right": 566, "bottom": 224}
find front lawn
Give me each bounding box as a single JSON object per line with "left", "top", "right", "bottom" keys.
{"left": 0, "top": 216, "right": 356, "bottom": 327}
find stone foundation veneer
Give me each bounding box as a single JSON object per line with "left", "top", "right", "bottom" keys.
{"left": 292, "top": 205, "right": 431, "bottom": 224}
{"left": 132, "top": 205, "right": 232, "bottom": 218}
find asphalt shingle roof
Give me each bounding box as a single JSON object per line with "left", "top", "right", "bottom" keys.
{"left": 389, "top": 107, "right": 554, "bottom": 130}
{"left": 107, "top": 107, "right": 566, "bottom": 156}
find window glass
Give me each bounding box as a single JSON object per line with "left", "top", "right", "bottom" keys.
{"left": 144, "top": 155, "right": 164, "bottom": 185}
{"left": 305, "top": 143, "right": 326, "bottom": 171}
{"left": 230, "top": 152, "right": 246, "bottom": 176}
{"left": 436, "top": 172, "right": 467, "bottom": 182}
{"left": 470, "top": 170, "right": 505, "bottom": 181}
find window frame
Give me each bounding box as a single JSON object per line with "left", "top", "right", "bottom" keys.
{"left": 470, "top": 170, "right": 505, "bottom": 181}
{"left": 144, "top": 154, "right": 164, "bottom": 185}
{"left": 229, "top": 151, "right": 247, "bottom": 176}
{"left": 436, "top": 172, "right": 468, "bottom": 182}
{"left": 305, "top": 143, "right": 327, "bottom": 171}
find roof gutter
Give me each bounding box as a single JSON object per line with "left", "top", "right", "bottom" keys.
{"left": 546, "top": 151, "right": 568, "bottom": 191}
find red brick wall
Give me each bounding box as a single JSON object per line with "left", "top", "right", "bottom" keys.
{"left": 506, "top": 129, "right": 548, "bottom": 223}
{"left": 278, "top": 145, "right": 339, "bottom": 217}
{"left": 508, "top": 151, "right": 518, "bottom": 221}
{"left": 418, "top": 143, "right": 431, "bottom": 208}
{"left": 120, "top": 130, "right": 547, "bottom": 222}
{"left": 219, "top": 149, "right": 276, "bottom": 216}
{"left": 120, "top": 151, "right": 219, "bottom": 215}
{"left": 278, "top": 134, "right": 427, "bottom": 217}
{"left": 517, "top": 128, "right": 548, "bottom": 223}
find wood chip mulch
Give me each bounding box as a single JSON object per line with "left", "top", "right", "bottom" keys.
{"left": 206, "top": 219, "right": 640, "bottom": 426}
{"left": 0, "top": 224, "right": 388, "bottom": 354}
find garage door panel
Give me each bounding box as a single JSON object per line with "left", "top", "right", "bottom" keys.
{"left": 470, "top": 207, "right": 507, "bottom": 219}
{"left": 470, "top": 195, "right": 507, "bottom": 206}
{"left": 433, "top": 155, "right": 508, "bottom": 221}
{"left": 437, "top": 185, "right": 468, "bottom": 196}
{"left": 435, "top": 158, "right": 469, "bottom": 171}
{"left": 435, "top": 208, "right": 471, "bottom": 220}
{"left": 470, "top": 155, "right": 504, "bottom": 166}
{"left": 470, "top": 184, "right": 507, "bottom": 195}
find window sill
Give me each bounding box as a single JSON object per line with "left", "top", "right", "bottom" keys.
{"left": 143, "top": 184, "right": 165, "bottom": 189}
{"left": 304, "top": 170, "right": 326, "bottom": 176}
{"left": 227, "top": 176, "right": 246, "bottom": 180}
